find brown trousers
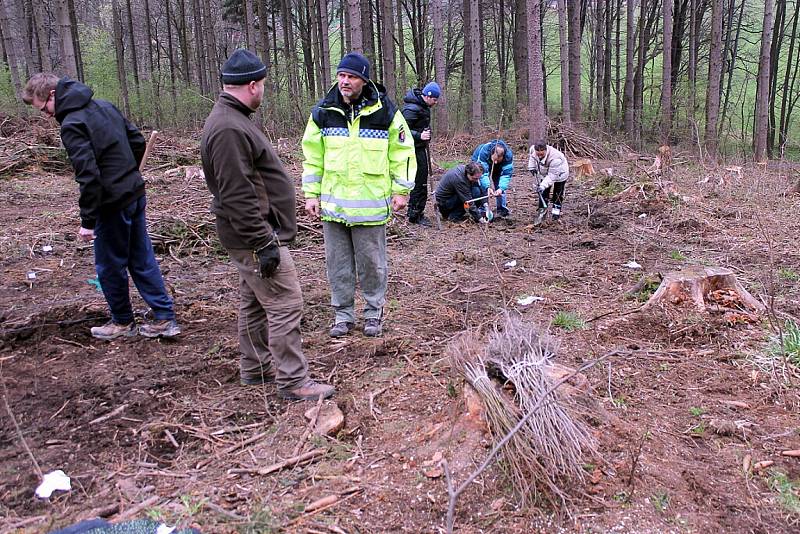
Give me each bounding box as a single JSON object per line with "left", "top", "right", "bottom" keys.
{"left": 227, "top": 247, "right": 308, "bottom": 389}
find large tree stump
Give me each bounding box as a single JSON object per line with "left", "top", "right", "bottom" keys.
{"left": 643, "top": 267, "right": 764, "bottom": 313}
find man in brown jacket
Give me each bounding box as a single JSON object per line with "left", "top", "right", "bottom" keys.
{"left": 200, "top": 49, "right": 334, "bottom": 401}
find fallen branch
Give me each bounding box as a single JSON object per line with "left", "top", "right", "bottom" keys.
{"left": 88, "top": 404, "right": 129, "bottom": 426}
{"left": 196, "top": 430, "right": 272, "bottom": 468}
{"left": 114, "top": 495, "right": 161, "bottom": 521}
{"left": 228, "top": 448, "right": 327, "bottom": 476}
{"left": 443, "top": 350, "right": 620, "bottom": 534}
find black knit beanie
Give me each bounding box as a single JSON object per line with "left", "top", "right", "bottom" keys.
{"left": 336, "top": 52, "right": 370, "bottom": 81}
{"left": 221, "top": 49, "right": 267, "bottom": 85}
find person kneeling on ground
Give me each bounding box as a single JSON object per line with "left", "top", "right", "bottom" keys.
{"left": 528, "top": 140, "right": 569, "bottom": 224}
{"left": 435, "top": 162, "right": 486, "bottom": 222}
{"left": 471, "top": 139, "right": 513, "bottom": 218}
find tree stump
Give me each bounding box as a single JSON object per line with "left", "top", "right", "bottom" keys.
{"left": 643, "top": 267, "right": 764, "bottom": 313}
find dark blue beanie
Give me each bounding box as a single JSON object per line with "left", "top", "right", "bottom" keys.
{"left": 337, "top": 52, "right": 370, "bottom": 81}
{"left": 221, "top": 49, "right": 267, "bottom": 85}
{"left": 422, "top": 82, "right": 441, "bottom": 98}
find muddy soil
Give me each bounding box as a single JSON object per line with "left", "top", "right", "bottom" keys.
{"left": 1, "top": 130, "right": 799, "bottom": 533}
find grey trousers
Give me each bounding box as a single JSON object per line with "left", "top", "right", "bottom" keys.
{"left": 227, "top": 247, "right": 308, "bottom": 389}
{"left": 322, "top": 221, "right": 387, "bottom": 324}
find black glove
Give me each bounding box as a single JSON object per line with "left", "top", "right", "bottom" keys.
{"left": 255, "top": 238, "right": 281, "bottom": 278}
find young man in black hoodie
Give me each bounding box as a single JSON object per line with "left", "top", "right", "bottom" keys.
{"left": 402, "top": 81, "right": 441, "bottom": 226}
{"left": 23, "top": 73, "right": 179, "bottom": 340}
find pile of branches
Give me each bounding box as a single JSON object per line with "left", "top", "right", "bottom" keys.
{"left": 0, "top": 113, "right": 71, "bottom": 177}
{"left": 449, "top": 316, "right": 596, "bottom": 508}
{"left": 548, "top": 121, "right": 614, "bottom": 159}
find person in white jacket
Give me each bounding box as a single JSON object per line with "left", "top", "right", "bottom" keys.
{"left": 527, "top": 141, "right": 569, "bottom": 224}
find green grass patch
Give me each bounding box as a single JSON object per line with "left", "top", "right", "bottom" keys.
{"left": 669, "top": 250, "right": 687, "bottom": 261}
{"left": 767, "top": 470, "right": 800, "bottom": 515}
{"left": 650, "top": 490, "right": 669, "bottom": 513}
{"left": 768, "top": 320, "right": 800, "bottom": 366}
{"left": 689, "top": 407, "right": 704, "bottom": 417}
{"left": 779, "top": 267, "right": 799, "bottom": 282}
{"left": 590, "top": 175, "right": 624, "bottom": 197}
{"left": 552, "top": 311, "right": 585, "bottom": 332}
{"left": 438, "top": 160, "right": 462, "bottom": 170}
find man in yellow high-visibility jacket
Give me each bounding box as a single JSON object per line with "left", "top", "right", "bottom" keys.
{"left": 302, "top": 52, "right": 416, "bottom": 338}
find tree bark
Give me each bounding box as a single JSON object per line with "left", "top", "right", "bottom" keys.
{"left": 165, "top": 0, "right": 179, "bottom": 121}
{"left": 31, "top": 2, "right": 51, "bottom": 71}
{"left": 111, "top": 0, "right": 131, "bottom": 117}
{"left": 753, "top": 0, "right": 775, "bottom": 162}
{"left": 0, "top": 0, "right": 21, "bottom": 95}
{"left": 603, "top": 0, "right": 613, "bottom": 126}
{"left": 431, "top": 0, "right": 448, "bottom": 133}
{"left": 281, "top": 0, "right": 300, "bottom": 95}
{"left": 768, "top": 0, "right": 786, "bottom": 155}
{"left": 688, "top": 0, "right": 697, "bottom": 127}
{"left": 347, "top": 0, "right": 363, "bottom": 52}
{"left": 778, "top": 0, "right": 800, "bottom": 155}
{"left": 318, "top": 0, "right": 332, "bottom": 89}
{"left": 567, "top": 0, "right": 582, "bottom": 121}
{"left": 528, "top": 0, "right": 546, "bottom": 141}
{"left": 397, "top": 0, "right": 407, "bottom": 90}
{"left": 125, "top": 0, "right": 142, "bottom": 111}
{"left": 361, "top": 0, "right": 376, "bottom": 66}
{"left": 704, "top": 0, "right": 723, "bottom": 156}
{"left": 191, "top": 0, "right": 207, "bottom": 95}
{"left": 380, "top": 0, "right": 396, "bottom": 94}
{"left": 557, "top": 0, "right": 571, "bottom": 123}
{"left": 56, "top": 0, "right": 78, "bottom": 78}
{"left": 623, "top": 0, "right": 636, "bottom": 134}
{"left": 468, "top": 0, "right": 481, "bottom": 129}
{"left": 661, "top": 0, "right": 673, "bottom": 142}
{"left": 513, "top": 0, "right": 528, "bottom": 108}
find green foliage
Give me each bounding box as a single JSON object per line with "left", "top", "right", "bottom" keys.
{"left": 689, "top": 407, "right": 704, "bottom": 417}
{"left": 669, "top": 250, "right": 687, "bottom": 261}
{"left": 650, "top": 490, "right": 670, "bottom": 513}
{"left": 0, "top": 65, "right": 21, "bottom": 113}
{"left": 768, "top": 320, "right": 800, "bottom": 366}
{"left": 439, "top": 160, "right": 462, "bottom": 170}
{"left": 779, "top": 267, "right": 799, "bottom": 282}
{"left": 238, "top": 505, "right": 280, "bottom": 533}
{"left": 767, "top": 470, "right": 800, "bottom": 515}
{"left": 590, "top": 175, "right": 624, "bottom": 197}
{"left": 552, "top": 311, "right": 585, "bottom": 332}
{"left": 689, "top": 422, "right": 706, "bottom": 436}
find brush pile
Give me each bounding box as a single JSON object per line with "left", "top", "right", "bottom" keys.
{"left": 449, "top": 316, "right": 597, "bottom": 508}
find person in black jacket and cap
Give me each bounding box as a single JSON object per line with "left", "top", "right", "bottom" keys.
{"left": 402, "top": 81, "right": 441, "bottom": 226}
{"left": 22, "top": 73, "right": 179, "bottom": 341}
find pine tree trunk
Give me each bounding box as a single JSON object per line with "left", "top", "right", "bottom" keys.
{"left": 244, "top": 0, "right": 256, "bottom": 50}
{"left": 203, "top": 0, "right": 219, "bottom": 88}
{"left": 347, "top": 0, "right": 363, "bottom": 52}
{"left": 661, "top": 0, "right": 672, "bottom": 142}
{"left": 603, "top": 0, "right": 612, "bottom": 126}
{"left": 528, "top": 0, "right": 546, "bottom": 141}
{"left": 431, "top": 0, "right": 448, "bottom": 133}
{"left": 767, "top": 0, "right": 787, "bottom": 155}
{"left": 468, "top": 0, "right": 481, "bottom": 129}
{"left": 32, "top": 2, "right": 51, "bottom": 71}
{"left": 397, "top": 0, "right": 407, "bottom": 90}
{"left": 513, "top": 0, "right": 528, "bottom": 109}
{"left": 361, "top": 0, "right": 375, "bottom": 66}
{"left": 0, "top": 1, "right": 21, "bottom": 95}
{"left": 176, "top": 0, "right": 191, "bottom": 83}
{"left": 705, "top": 0, "right": 723, "bottom": 156}
{"left": 556, "top": 0, "right": 571, "bottom": 123}
{"left": 381, "top": 0, "right": 396, "bottom": 95}
{"left": 111, "top": 0, "right": 131, "bottom": 117}
{"left": 281, "top": 0, "right": 300, "bottom": 94}
{"left": 67, "top": 0, "right": 83, "bottom": 79}
{"left": 688, "top": 0, "right": 697, "bottom": 127}
{"left": 754, "top": 0, "right": 775, "bottom": 162}
{"left": 567, "top": 0, "right": 582, "bottom": 121}
{"left": 191, "top": 0, "right": 207, "bottom": 95}
{"left": 165, "top": 0, "right": 179, "bottom": 121}
{"left": 778, "top": 0, "right": 800, "bottom": 155}
{"left": 623, "top": 0, "right": 635, "bottom": 134}
{"left": 125, "top": 0, "right": 142, "bottom": 113}
{"left": 143, "top": 0, "right": 162, "bottom": 127}
{"left": 56, "top": 0, "right": 78, "bottom": 78}
{"left": 319, "top": 0, "right": 332, "bottom": 89}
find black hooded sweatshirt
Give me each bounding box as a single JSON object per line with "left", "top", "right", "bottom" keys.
{"left": 55, "top": 78, "right": 146, "bottom": 229}
{"left": 401, "top": 88, "right": 431, "bottom": 150}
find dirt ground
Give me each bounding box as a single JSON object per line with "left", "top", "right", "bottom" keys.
{"left": 1, "top": 122, "right": 799, "bottom": 534}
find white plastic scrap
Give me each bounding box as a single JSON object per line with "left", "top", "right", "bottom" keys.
{"left": 35, "top": 470, "right": 71, "bottom": 498}
{"left": 638, "top": 213, "right": 647, "bottom": 219}
{"left": 42, "top": 245, "right": 53, "bottom": 252}
{"left": 623, "top": 260, "right": 642, "bottom": 270}
{"left": 516, "top": 295, "right": 545, "bottom": 305}
{"left": 26, "top": 271, "right": 36, "bottom": 280}
{"left": 504, "top": 260, "right": 517, "bottom": 268}
{"left": 156, "top": 525, "right": 176, "bottom": 534}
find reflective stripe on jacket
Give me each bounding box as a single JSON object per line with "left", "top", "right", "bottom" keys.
{"left": 301, "top": 82, "right": 417, "bottom": 226}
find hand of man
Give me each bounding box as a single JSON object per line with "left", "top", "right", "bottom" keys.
{"left": 78, "top": 227, "right": 95, "bottom": 242}
{"left": 305, "top": 198, "right": 320, "bottom": 219}
{"left": 256, "top": 243, "right": 281, "bottom": 278}
{"left": 421, "top": 129, "right": 431, "bottom": 141}
{"left": 391, "top": 194, "right": 408, "bottom": 212}
{"left": 493, "top": 188, "right": 503, "bottom": 197}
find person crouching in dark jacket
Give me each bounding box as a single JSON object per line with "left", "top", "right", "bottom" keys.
{"left": 402, "top": 81, "right": 441, "bottom": 226}
{"left": 435, "top": 162, "right": 485, "bottom": 222}
{"left": 22, "top": 73, "right": 179, "bottom": 341}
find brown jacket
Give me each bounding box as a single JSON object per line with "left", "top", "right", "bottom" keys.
{"left": 200, "top": 93, "right": 297, "bottom": 250}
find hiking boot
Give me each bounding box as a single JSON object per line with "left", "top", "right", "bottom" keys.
{"left": 534, "top": 208, "right": 547, "bottom": 226}
{"left": 278, "top": 379, "right": 336, "bottom": 401}
{"left": 139, "top": 319, "right": 181, "bottom": 339}
{"left": 90, "top": 321, "right": 137, "bottom": 340}
{"left": 363, "top": 318, "right": 382, "bottom": 337}
{"left": 240, "top": 369, "right": 276, "bottom": 386}
{"left": 411, "top": 215, "right": 432, "bottom": 227}
{"left": 551, "top": 206, "right": 562, "bottom": 222}
{"left": 329, "top": 321, "right": 355, "bottom": 338}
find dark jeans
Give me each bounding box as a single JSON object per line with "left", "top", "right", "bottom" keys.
{"left": 93, "top": 196, "right": 175, "bottom": 324}
{"left": 540, "top": 181, "right": 566, "bottom": 210}
{"left": 407, "top": 147, "right": 429, "bottom": 221}
{"left": 438, "top": 184, "right": 483, "bottom": 221}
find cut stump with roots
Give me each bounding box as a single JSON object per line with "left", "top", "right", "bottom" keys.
{"left": 643, "top": 267, "right": 764, "bottom": 315}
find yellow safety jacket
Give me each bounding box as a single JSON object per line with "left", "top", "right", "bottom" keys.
{"left": 301, "top": 81, "right": 416, "bottom": 226}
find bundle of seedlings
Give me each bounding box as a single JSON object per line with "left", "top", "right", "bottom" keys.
{"left": 449, "top": 316, "right": 597, "bottom": 508}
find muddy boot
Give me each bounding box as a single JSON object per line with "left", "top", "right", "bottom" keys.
{"left": 139, "top": 319, "right": 181, "bottom": 338}
{"left": 534, "top": 208, "right": 547, "bottom": 226}
{"left": 90, "top": 321, "right": 137, "bottom": 340}
{"left": 278, "top": 379, "right": 335, "bottom": 401}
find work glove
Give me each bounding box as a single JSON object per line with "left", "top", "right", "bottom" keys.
{"left": 255, "top": 235, "right": 281, "bottom": 278}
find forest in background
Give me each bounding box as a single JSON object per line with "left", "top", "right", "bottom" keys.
{"left": 0, "top": 0, "right": 799, "bottom": 161}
